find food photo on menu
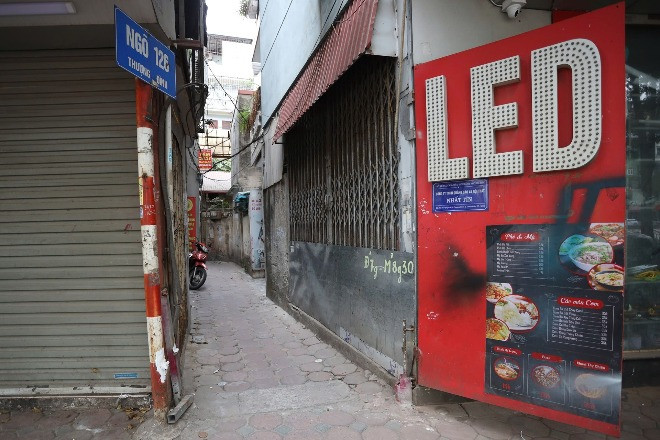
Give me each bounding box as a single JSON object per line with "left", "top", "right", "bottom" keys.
{"left": 484, "top": 224, "right": 623, "bottom": 424}
{"left": 558, "top": 223, "right": 625, "bottom": 292}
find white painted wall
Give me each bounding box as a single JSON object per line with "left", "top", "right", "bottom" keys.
{"left": 258, "top": 0, "right": 350, "bottom": 122}
{"left": 410, "top": 0, "right": 550, "bottom": 66}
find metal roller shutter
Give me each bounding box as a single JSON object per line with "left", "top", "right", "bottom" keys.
{"left": 0, "top": 49, "right": 149, "bottom": 392}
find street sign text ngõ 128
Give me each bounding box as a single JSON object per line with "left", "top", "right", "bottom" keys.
{"left": 115, "top": 6, "right": 176, "bottom": 98}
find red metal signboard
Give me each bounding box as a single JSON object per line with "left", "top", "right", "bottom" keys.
{"left": 187, "top": 196, "right": 197, "bottom": 251}
{"left": 414, "top": 4, "right": 625, "bottom": 436}
{"left": 199, "top": 149, "right": 213, "bottom": 172}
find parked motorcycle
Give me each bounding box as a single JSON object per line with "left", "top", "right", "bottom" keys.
{"left": 189, "top": 241, "right": 209, "bottom": 290}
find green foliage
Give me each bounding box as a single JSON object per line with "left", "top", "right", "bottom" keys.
{"left": 213, "top": 158, "right": 231, "bottom": 171}
{"left": 238, "top": 109, "right": 251, "bottom": 134}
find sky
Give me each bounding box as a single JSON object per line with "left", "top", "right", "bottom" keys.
{"left": 206, "top": 0, "right": 258, "bottom": 39}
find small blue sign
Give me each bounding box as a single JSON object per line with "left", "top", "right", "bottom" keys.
{"left": 114, "top": 372, "right": 139, "bottom": 379}
{"left": 432, "top": 179, "right": 489, "bottom": 212}
{"left": 115, "top": 7, "right": 176, "bottom": 98}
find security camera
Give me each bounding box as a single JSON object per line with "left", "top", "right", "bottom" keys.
{"left": 501, "top": 0, "right": 526, "bottom": 19}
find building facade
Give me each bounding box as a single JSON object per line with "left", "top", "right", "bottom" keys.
{"left": 252, "top": 0, "right": 659, "bottom": 436}
{"left": 0, "top": 0, "right": 207, "bottom": 419}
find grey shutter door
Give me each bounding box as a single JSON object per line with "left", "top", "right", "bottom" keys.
{"left": 0, "top": 49, "right": 149, "bottom": 390}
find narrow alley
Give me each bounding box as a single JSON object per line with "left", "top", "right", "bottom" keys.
{"left": 5, "top": 261, "right": 657, "bottom": 439}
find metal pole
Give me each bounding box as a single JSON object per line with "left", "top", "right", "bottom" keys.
{"left": 136, "top": 78, "right": 169, "bottom": 421}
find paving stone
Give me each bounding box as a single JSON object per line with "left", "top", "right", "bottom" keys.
{"left": 197, "top": 348, "right": 220, "bottom": 357}
{"left": 300, "top": 362, "right": 324, "bottom": 373}
{"left": 302, "top": 337, "right": 321, "bottom": 346}
{"left": 223, "top": 370, "right": 249, "bottom": 382}
{"left": 216, "top": 417, "right": 248, "bottom": 432}
{"left": 318, "top": 410, "right": 354, "bottom": 426}
{"left": 323, "top": 356, "right": 347, "bottom": 367}
{"left": 434, "top": 420, "right": 478, "bottom": 440}
{"left": 218, "top": 353, "right": 243, "bottom": 363}
{"left": 507, "top": 415, "right": 551, "bottom": 438}
{"left": 218, "top": 345, "right": 240, "bottom": 355}
{"left": 343, "top": 372, "right": 367, "bottom": 385}
{"left": 283, "top": 341, "right": 303, "bottom": 349}
{"left": 548, "top": 430, "right": 572, "bottom": 440}
{"left": 642, "top": 428, "right": 660, "bottom": 439}
{"left": 355, "top": 381, "right": 384, "bottom": 394}
{"left": 237, "top": 424, "right": 257, "bottom": 437}
{"left": 274, "top": 424, "right": 293, "bottom": 436}
{"left": 282, "top": 428, "right": 324, "bottom": 439}
{"left": 313, "top": 347, "right": 337, "bottom": 358}
{"left": 621, "top": 412, "right": 656, "bottom": 430}
{"left": 1, "top": 410, "right": 43, "bottom": 430}
{"left": 356, "top": 412, "right": 390, "bottom": 426}
{"left": 73, "top": 409, "right": 112, "bottom": 429}
{"left": 198, "top": 374, "right": 223, "bottom": 386}
{"left": 290, "top": 355, "right": 317, "bottom": 365}
{"left": 54, "top": 429, "right": 94, "bottom": 440}
{"left": 224, "top": 381, "right": 251, "bottom": 392}
{"left": 468, "top": 418, "right": 513, "bottom": 440}
{"left": 244, "top": 360, "right": 271, "bottom": 371}
{"left": 326, "top": 425, "right": 361, "bottom": 440}
{"left": 98, "top": 427, "right": 132, "bottom": 439}
{"left": 248, "top": 369, "right": 279, "bottom": 381}
{"left": 399, "top": 424, "right": 440, "bottom": 440}
{"left": 385, "top": 420, "right": 402, "bottom": 431}
{"left": 280, "top": 374, "right": 308, "bottom": 385}
{"left": 462, "top": 402, "right": 517, "bottom": 419}
{"left": 207, "top": 432, "right": 242, "bottom": 440}
{"left": 221, "top": 362, "right": 246, "bottom": 372}
{"left": 616, "top": 431, "right": 646, "bottom": 440}
{"left": 244, "top": 352, "right": 268, "bottom": 362}
{"left": 287, "top": 348, "right": 309, "bottom": 356}
{"left": 315, "top": 423, "right": 332, "bottom": 433}
{"left": 250, "top": 413, "right": 283, "bottom": 430}
{"left": 251, "top": 377, "right": 282, "bottom": 389}
{"left": 283, "top": 411, "right": 319, "bottom": 430}
{"left": 362, "top": 425, "right": 401, "bottom": 440}
{"left": 350, "top": 421, "right": 368, "bottom": 433}
{"left": 308, "top": 371, "right": 334, "bottom": 382}
{"left": 331, "top": 364, "right": 357, "bottom": 376}
{"left": 30, "top": 411, "right": 78, "bottom": 431}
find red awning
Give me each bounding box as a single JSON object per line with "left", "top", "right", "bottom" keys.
{"left": 274, "top": 0, "right": 379, "bottom": 140}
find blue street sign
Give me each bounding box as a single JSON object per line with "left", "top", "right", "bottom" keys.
{"left": 115, "top": 6, "right": 176, "bottom": 98}
{"left": 432, "top": 179, "right": 489, "bottom": 212}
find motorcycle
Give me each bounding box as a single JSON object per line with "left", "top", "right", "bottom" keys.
{"left": 188, "top": 241, "right": 209, "bottom": 290}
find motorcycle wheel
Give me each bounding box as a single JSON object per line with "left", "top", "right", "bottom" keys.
{"left": 189, "top": 267, "right": 207, "bottom": 290}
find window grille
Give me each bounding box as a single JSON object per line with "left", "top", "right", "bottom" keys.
{"left": 287, "top": 56, "right": 399, "bottom": 251}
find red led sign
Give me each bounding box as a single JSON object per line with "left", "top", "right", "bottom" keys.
{"left": 415, "top": 4, "right": 625, "bottom": 436}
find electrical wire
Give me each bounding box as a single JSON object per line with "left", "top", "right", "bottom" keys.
{"left": 489, "top": 0, "right": 504, "bottom": 7}
{"left": 204, "top": 60, "right": 251, "bottom": 125}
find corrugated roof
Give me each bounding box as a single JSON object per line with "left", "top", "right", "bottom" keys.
{"left": 201, "top": 171, "right": 232, "bottom": 193}
{"left": 274, "top": 0, "right": 379, "bottom": 141}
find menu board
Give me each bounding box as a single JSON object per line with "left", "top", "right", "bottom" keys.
{"left": 485, "top": 223, "right": 624, "bottom": 425}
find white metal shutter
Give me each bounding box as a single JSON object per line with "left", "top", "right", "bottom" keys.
{"left": 0, "top": 49, "right": 149, "bottom": 391}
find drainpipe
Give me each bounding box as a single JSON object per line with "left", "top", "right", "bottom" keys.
{"left": 136, "top": 78, "right": 169, "bottom": 421}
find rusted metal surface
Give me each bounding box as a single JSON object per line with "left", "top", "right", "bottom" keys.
{"left": 274, "top": 0, "right": 379, "bottom": 141}
{"left": 287, "top": 56, "right": 399, "bottom": 251}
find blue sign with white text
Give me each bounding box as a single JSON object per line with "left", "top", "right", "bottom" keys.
{"left": 115, "top": 7, "right": 176, "bottom": 98}
{"left": 432, "top": 179, "right": 489, "bottom": 212}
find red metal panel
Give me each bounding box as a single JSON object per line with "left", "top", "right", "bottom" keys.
{"left": 414, "top": 4, "right": 625, "bottom": 437}
{"left": 274, "top": 0, "right": 379, "bottom": 140}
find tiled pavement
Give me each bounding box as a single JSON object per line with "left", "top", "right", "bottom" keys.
{"left": 1, "top": 261, "right": 659, "bottom": 439}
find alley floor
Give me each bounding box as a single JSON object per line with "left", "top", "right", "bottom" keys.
{"left": 1, "top": 261, "right": 659, "bottom": 440}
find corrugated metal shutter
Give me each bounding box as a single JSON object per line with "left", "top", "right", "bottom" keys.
{"left": 0, "top": 49, "right": 149, "bottom": 390}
